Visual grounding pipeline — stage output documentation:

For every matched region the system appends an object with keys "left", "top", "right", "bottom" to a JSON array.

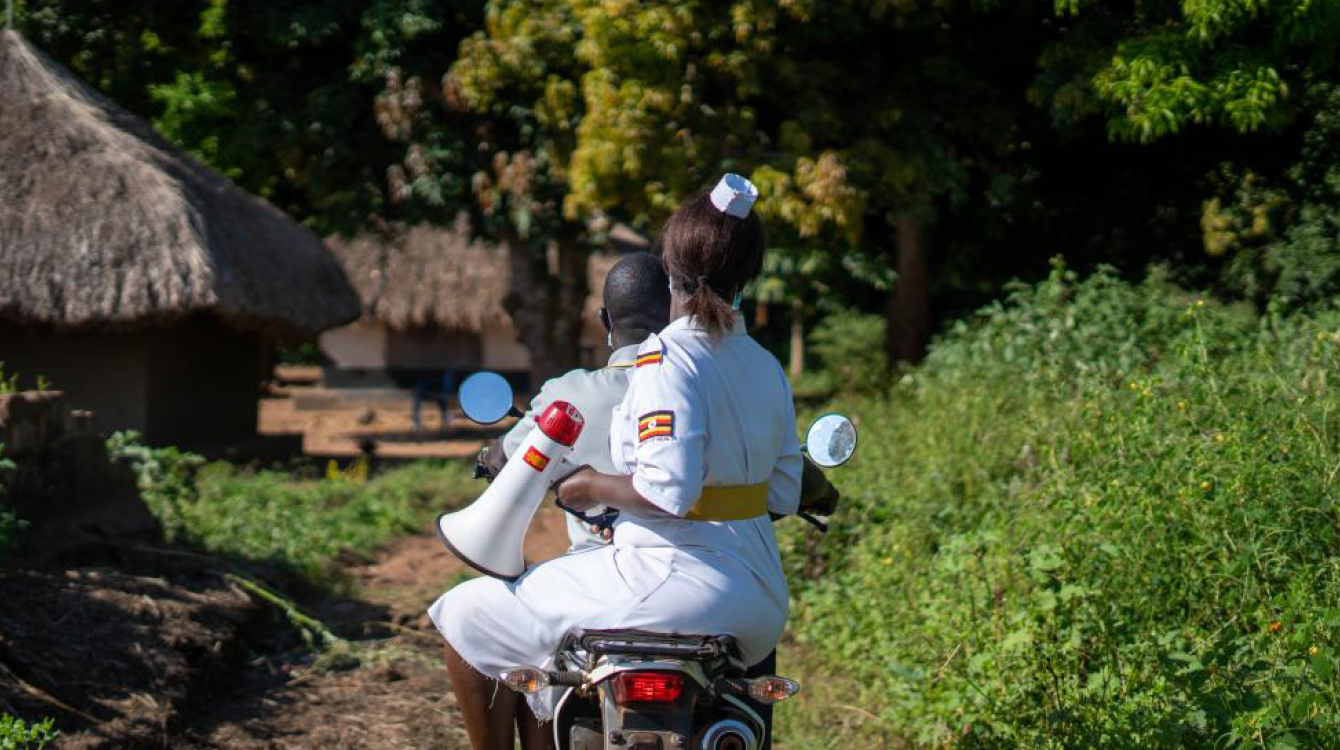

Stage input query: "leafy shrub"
[
  {"left": 0, "top": 715, "right": 56, "bottom": 750},
  {"left": 807, "top": 307, "right": 891, "bottom": 393},
  {"left": 779, "top": 263, "right": 1340, "bottom": 748},
  {"left": 108, "top": 433, "right": 475, "bottom": 580},
  {"left": 0, "top": 446, "right": 20, "bottom": 564}
]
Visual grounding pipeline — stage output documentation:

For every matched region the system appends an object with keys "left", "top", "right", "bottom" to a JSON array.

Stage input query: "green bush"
[
  {"left": 0, "top": 715, "right": 56, "bottom": 750},
  {"left": 108, "top": 433, "right": 475, "bottom": 580},
  {"left": 779, "top": 263, "right": 1340, "bottom": 748},
  {"left": 807, "top": 307, "right": 891, "bottom": 393},
  {"left": 0, "top": 446, "right": 20, "bottom": 564}
]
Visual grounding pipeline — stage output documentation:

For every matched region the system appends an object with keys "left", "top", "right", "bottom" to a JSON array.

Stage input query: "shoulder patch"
[
  {"left": 637, "top": 410, "right": 675, "bottom": 442},
  {"left": 635, "top": 335, "right": 664, "bottom": 368}
]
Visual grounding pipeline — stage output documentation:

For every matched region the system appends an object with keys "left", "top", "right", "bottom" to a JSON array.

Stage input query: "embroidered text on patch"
[
  {"left": 635, "top": 350, "right": 663, "bottom": 368},
  {"left": 522, "top": 446, "right": 550, "bottom": 471},
  {"left": 638, "top": 410, "right": 675, "bottom": 442}
]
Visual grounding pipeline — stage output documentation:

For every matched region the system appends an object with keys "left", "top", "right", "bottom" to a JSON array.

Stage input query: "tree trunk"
[
  {"left": 789, "top": 298, "right": 804, "bottom": 377},
  {"left": 501, "top": 233, "right": 588, "bottom": 387},
  {"left": 886, "top": 211, "right": 930, "bottom": 364}
]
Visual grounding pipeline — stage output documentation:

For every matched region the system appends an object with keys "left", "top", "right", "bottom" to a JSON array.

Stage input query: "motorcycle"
[{"left": 454, "top": 371, "right": 857, "bottom": 750}]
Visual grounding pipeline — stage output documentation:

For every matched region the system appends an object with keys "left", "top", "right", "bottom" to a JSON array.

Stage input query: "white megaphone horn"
[{"left": 437, "top": 382, "right": 584, "bottom": 580}]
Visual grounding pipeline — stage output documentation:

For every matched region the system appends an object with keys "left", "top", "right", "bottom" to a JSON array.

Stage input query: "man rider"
[{"left": 481, "top": 251, "right": 672, "bottom": 551}]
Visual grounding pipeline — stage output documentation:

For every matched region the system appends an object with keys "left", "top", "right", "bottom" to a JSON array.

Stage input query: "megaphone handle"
[{"left": 555, "top": 498, "right": 619, "bottom": 530}]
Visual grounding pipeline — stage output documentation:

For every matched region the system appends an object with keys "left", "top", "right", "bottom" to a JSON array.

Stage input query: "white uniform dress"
[
  {"left": 502, "top": 344, "right": 640, "bottom": 551},
  {"left": 429, "top": 315, "right": 801, "bottom": 720}
]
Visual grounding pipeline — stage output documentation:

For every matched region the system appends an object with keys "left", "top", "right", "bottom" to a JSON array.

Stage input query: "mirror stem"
[{"left": 797, "top": 512, "right": 828, "bottom": 533}]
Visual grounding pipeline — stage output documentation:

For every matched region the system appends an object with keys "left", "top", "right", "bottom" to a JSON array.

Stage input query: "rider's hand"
[
  {"left": 589, "top": 524, "right": 614, "bottom": 540},
  {"left": 798, "top": 457, "right": 840, "bottom": 516},
  {"left": 553, "top": 466, "right": 601, "bottom": 511}
]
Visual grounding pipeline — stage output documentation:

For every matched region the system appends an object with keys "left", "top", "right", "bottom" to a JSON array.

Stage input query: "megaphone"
[{"left": 435, "top": 400, "right": 585, "bottom": 580}]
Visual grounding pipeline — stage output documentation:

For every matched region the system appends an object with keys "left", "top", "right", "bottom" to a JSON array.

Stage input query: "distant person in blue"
[{"left": 413, "top": 372, "right": 455, "bottom": 433}]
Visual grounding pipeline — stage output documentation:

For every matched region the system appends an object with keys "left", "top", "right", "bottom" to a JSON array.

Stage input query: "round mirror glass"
[
  {"left": 805, "top": 413, "right": 857, "bottom": 468},
  {"left": 458, "top": 372, "right": 514, "bottom": 425}
]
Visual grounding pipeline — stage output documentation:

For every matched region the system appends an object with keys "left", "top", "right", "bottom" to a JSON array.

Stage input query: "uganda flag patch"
[
  {"left": 522, "top": 446, "right": 550, "bottom": 471},
  {"left": 638, "top": 410, "right": 675, "bottom": 442},
  {"left": 635, "top": 350, "right": 663, "bottom": 368}
]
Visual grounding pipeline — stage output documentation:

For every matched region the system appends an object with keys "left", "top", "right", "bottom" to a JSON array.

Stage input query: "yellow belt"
[{"left": 684, "top": 483, "right": 769, "bottom": 521}]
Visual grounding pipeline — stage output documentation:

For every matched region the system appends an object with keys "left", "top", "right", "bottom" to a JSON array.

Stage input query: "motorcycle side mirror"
[
  {"left": 804, "top": 413, "right": 857, "bottom": 468},
  {"left": 459, "top": 371, "right": 515, "bottom": 425}
]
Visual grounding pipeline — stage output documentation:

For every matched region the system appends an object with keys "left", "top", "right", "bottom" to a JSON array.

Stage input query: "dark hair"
[
  {"left": 603, "top": 252, "right": 671, "bottom": 343},
  {"left": 658, "top": 189, "right": 766, "bottom": 339}
]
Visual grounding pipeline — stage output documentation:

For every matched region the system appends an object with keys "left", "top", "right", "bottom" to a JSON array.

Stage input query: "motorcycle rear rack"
[{"left": 564, "top": 629, "right": 740, "bottom": 662}]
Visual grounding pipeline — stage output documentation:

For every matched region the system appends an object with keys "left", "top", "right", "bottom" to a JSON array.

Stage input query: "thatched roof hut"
[
  {"left": 0, "top": 31, "right": 360, "bottom": 447},
  {"left": 0, "top": 30, "right": 359, "bottom": 334},
  {"left": 328, "top": 220, "right": 512, "bottom": 333},
  {"left": 320, "top": 223, "right": 648, "bottom": 387}
]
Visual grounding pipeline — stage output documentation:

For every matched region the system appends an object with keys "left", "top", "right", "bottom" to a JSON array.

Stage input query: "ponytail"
[{"left": 683, "top": 281, "right": 737, "bottom": 340}]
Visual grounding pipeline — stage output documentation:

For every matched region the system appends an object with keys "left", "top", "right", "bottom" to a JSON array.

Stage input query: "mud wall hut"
[
  {"left": 322, "top": 223, "right": 647, "bottom": 390},
  {"left": 0, "top": 31, "right": 360, "bottom": 447}
]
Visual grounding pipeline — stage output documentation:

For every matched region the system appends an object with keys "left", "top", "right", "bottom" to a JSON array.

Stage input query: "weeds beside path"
[{"left": 170, "top": 502, "right": 573, "bottom": 750}]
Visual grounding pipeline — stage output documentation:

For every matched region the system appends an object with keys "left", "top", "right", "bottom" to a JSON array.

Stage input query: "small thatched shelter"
[
  {"left": 321, "top": 222, "right": 647, "bottom": 389},
  {"left": 0, "top": 31, "right": 360, "bottom": 446}
]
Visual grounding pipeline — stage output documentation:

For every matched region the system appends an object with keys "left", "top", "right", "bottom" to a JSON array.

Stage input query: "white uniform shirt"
[
  {"left": 609, "top": 315, "right": 801, "bottom": 598},
  {"left": 502, "top": 344, "right": 639, "bottom": 551}
]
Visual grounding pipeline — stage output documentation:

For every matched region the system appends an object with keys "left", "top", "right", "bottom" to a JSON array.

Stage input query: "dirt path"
[{"left": 173, "top": 504, "right": 575, "bottom": 749}]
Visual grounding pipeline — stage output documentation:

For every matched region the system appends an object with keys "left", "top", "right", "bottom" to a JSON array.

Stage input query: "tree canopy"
[{"left": 13, "top": 0, "right": 1340, "bottom": 368}]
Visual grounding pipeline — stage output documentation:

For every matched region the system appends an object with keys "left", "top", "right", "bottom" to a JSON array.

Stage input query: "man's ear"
[{"left": 598, "top": 306, "right": 612, "bottom": 332}]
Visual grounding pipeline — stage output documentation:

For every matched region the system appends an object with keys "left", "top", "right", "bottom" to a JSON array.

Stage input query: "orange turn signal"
[
  {"left": 500, "top": 666, "right": 550, "bottom": 694},
  {"left": 746, "top": 675, "right": 800, "bottom": 704}
]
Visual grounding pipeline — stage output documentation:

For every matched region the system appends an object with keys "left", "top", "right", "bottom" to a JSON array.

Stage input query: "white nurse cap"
[{"left": 709, "top": 173, "right": 759, "bottom": 219}]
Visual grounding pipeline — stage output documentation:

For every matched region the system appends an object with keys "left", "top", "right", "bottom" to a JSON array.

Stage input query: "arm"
[{"left": 553, "top": 468, "right": 675, "bottom": 519}]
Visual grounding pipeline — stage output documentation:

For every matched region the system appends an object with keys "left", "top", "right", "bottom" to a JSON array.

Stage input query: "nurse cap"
[{"left": 709, "top": 173, "right": 758, "bottom": 219}]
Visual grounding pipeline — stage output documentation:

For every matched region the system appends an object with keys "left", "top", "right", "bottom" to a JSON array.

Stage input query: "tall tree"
[
  {"left": 440, "top": 1, "right": 593, "bottom": 382},
  {"left": 557, "top": 0, "right": 1042, "bottom": 364}
]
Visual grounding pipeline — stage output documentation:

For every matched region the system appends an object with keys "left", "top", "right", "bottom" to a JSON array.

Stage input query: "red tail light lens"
[{"left": 611, "top": 671, "right": 684, "bottom": 704}]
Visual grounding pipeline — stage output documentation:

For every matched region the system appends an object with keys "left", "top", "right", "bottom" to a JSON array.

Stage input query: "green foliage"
[
  {"left": 780, "top": 265, "right": 1340, "bottom": 748},
  {"left": 0, "top": 446, "right": 19, "bottom": 564},
  {"left": 276, "top": 341, "right": 325, "bottom": 366},
  {"left": 1203, "top": 85, "right": 1340, "bottom": 309},
  {"left": 1035, "top": 0, "right": 1340, "bottom": 143},
  {"left": 0, "top": 364, "right": 17, "bottom": 396},
  {"left": 807, "top": 308, "right": 891, "bottom": 394},
  {"left": 0, "top": 715, "right": 57, "bottom": 750},
  {"left": 107, "top": 433, "right": 475, "bottom": 579}
]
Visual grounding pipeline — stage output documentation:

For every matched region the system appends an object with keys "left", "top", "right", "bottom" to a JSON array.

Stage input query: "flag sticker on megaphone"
[
  {"left": 522, "top": 446, "right": 550, "bottom": 471},
  {"left": 435, "top": 399, "right": 585, "bottom": 580}
]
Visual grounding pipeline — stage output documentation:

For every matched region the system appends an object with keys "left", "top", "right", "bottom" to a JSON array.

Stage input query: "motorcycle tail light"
[
  {"left": 500, "top": 666, "right": 550, "bottom": 694},
  {"left": 611, "top": 671, "right": 684, "bottom": 704},
  {"left": 746, "top": 675, "right": 800, "bottom": 704}
]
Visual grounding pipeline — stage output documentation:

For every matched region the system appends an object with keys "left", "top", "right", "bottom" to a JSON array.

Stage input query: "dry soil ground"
[
  {"left": 0, "top": 503, "right": 572, "bottom": 749},
  {"left": 171, "top": 504, "right": 572, "bottom": 750}
]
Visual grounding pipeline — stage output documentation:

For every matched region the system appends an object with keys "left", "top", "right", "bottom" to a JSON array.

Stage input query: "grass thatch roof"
[
  {"left": 329, "top": 220, "right": 512, "bottom": 331},
  {"left": 0, "top": 31, "right": 360, "bottom": 335},
  {"left": 329, "top": 221, "right": 649, "bottom": 332}
]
